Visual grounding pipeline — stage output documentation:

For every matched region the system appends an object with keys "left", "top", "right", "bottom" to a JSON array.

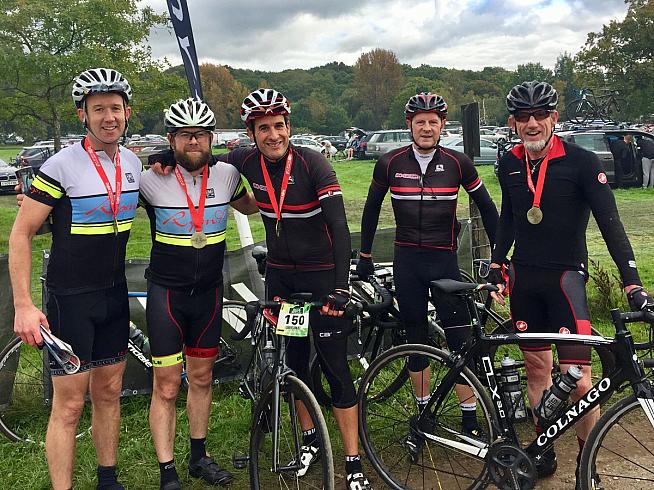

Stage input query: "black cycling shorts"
[
  {"left": 508, "top": 263, "right": 592, "bottom": 365},
  {"left": 46, "top": 283, "right": 129, "bottom": 376},
  {"left": 265, "top": 268, "right": 357, "bottom": 409},
  {"left": 146, "top": 282, "right": 223, "bottom": 367}
]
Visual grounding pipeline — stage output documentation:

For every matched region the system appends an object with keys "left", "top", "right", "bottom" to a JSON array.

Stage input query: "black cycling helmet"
[
  {"left": 506, "top": 81, "right": 558, "bottom": 114},
  {"left": 405, "top": 92, "right": 448, "bottom": 119}
]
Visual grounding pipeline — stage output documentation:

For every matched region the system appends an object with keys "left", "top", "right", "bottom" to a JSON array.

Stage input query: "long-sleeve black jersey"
[
  {"left": 218, "top": 145, "right": 351, "bottom": 290},
  {"left": 359, "top": 145, "right": 498, "bottom": 254},
  {"left": 491, "top": 135, "right": 641, "bottom": 286}
]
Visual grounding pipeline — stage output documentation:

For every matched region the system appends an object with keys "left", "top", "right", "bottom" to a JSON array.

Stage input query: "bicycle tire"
[
  {"left": 358, "top": 344, "right": 498, "bottom": 490},
  {"left": 566, "top": 98, "right": 595, "bottom": 124},
  {"left": 249, "top": 374, "right": 335, "bottom": 490},
  {"left": 578, "top": 394, "right": 654, "bottom": 489},
  {"left": 0, "top": 337, "right": 91, "bottom": 443}
]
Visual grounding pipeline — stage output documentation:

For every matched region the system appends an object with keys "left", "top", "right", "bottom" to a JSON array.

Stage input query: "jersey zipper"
[{"left": 418, "top": 172, "right": 424, "bottom": 248}]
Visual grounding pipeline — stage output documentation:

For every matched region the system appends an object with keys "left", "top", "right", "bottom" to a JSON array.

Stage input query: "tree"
[
  {"left": 513, "top": 62, "right": 555, "bottom": 86},
  {"left": 200, "top": 64, "right": 250, "bottom": 129},
  {"left": 0, "top": 0, "right": 170, "bottom": 149},
  {"left": 353, "top": 48, "right": 403, "bottom": 129},
  {"left": 575, "top": 0, "right": 654, "bottom": 120}
]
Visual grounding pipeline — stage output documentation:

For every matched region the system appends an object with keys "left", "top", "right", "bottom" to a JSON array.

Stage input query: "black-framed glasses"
[
  {"left": 175, "top": 129, "right": 212, "bottom": 142},
  {"left": 514, "top": 109, "right": 552, "bottom": 123}
]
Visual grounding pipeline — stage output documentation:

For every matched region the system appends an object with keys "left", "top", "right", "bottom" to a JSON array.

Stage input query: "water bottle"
[
  {"left": 535, "top": 366, "right": 583, "bottom": 423},
  {"left": 500, "top": 356, "right": 528, "bottom": 421},
  {"left": 128, "top": 322, "right": 150, "bottom": 356}
]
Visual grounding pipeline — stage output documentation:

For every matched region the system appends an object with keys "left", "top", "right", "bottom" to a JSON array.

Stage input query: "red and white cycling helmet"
[
  {"left": 405, "top": 92, "right": 448, "bottom": 119},
  {"left": 240, "top": 89, "right": 291, "bottom": 123}
]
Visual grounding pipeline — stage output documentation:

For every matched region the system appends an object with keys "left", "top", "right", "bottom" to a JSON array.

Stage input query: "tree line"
[{"left": 0, "top": 0, "right": 651, "bottom": 149}]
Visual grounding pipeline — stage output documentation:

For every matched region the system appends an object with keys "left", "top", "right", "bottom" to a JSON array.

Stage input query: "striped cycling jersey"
[
  {"left": 221, "top": 145, "right": 344, "bottom": 271},
  {"left": 139, "top": 161, "right": 247, "bottom": 291},
  {"left": 367, "top": 145, "right": 483, "bottom": 250},
  {"left": 27, "top": 139, "right": 141, "bottom": 295}
]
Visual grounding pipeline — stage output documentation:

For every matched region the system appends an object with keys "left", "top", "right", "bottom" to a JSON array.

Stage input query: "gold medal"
[
  {"left": 527, "top": 206, "right": 543, "bottom": 225},
  {"left": 190, "top": 231, "right": 208, "bottom": 249}
]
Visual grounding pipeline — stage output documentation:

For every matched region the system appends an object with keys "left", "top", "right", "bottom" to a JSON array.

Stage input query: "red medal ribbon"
[
  {"left": 174, "top": 165, "right": 209, "bottom": 232},
  {"left": 84, "top": 138, "right": 122, "bottom": 222},
  {"left": 524, "top": 147, "right": 552, "bottom": 209},
  {"left": 260, "top": 150, "right": 293, "bottom": 226}
]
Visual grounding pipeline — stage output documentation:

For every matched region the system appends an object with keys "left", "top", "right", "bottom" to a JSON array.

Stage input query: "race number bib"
[{"left": 276, "top": 302, "right": 310, "bottom": 337}]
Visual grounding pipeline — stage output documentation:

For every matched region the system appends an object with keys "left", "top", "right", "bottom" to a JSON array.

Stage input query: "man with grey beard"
[
  {"left": 488, "top": 81, "right": 652, "bottom": 489},
  {"left": 139, "top": 98, "right": 257, "bottom": 489}
]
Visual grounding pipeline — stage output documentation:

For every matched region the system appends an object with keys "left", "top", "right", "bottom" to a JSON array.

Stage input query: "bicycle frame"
[{"left": 422, "top": 283, "right": 654, "bottom": 464}]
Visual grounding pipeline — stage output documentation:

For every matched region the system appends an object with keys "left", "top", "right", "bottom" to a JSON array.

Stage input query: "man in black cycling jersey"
[
  {"left": 489, "top": 80, "right": 654, "bottom": 489},
  {"left": 356, "top": 92, "right": 498, "bottom": 456},
  {"left": 151, "top": 89, "right": 372, "bottom": 489},
  {"left": 140, "top": 98, "right": 257, "bottom": 490},
  {"left": 9, "top": 68, "right": 139, "bottom": 490}
]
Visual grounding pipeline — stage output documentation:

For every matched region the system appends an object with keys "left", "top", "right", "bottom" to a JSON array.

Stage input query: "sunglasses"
[{"left": 514, "top": 109, "right": 552, "bottom": 123}]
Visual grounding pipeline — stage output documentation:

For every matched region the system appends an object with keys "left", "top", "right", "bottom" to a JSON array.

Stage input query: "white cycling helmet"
[
  {"left": 240, "top": 89, "right": 291, "bottom": 123},
  {"left": 164, "top": 98, "right": 216, "bottom": 132},
  {"left": 71, "top": 68, "right": 132, "bottom": 109}
]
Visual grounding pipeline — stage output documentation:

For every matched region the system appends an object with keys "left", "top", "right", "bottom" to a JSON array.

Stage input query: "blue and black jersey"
[{"left": 26, "top": 140, "right": 141, "bottom": 295}]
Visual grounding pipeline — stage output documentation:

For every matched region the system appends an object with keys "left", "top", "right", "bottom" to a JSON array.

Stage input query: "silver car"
[
  {"left": 441, "top": 137, "right": 498, "bottom": 165},
  {"left": 0, "top": 159, "right": 18, "bottom": 195},
  {"left": 365, "top": 130, "right": 412, "bottom": 159}
]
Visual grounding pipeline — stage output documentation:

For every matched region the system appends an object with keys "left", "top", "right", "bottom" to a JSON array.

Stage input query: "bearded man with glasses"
[{"left": 488, "top": 80, "right": 653, "bottom": 489}]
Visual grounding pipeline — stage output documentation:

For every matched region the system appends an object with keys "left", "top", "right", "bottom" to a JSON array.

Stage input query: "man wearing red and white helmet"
[
  {"left": 356, "top": 92, "right": 498, "bottom": 470},
  {"left": 9, "top": 67, "right": 140, "bottom": 490}
]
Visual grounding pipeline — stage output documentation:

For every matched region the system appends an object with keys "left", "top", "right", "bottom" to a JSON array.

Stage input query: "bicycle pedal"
[{"left": 232, "top": 452, "right": 249, "bottom": 469}]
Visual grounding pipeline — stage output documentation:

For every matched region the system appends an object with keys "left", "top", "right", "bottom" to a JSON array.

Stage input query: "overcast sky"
[{"left": 142, "top": 0, "right": 628, "bottom": 72}]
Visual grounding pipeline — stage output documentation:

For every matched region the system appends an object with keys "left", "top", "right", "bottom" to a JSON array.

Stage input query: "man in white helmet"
[
  {"left": 140, "top": 98, "right": 257, "bottom": 489},
  {"left": 9, "top": 68, "right": 140, "bottom": 490}
]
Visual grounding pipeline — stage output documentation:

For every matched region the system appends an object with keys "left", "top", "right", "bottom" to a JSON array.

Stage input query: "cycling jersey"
[
  {"left": 139, "top": 162, "right": 246, "bottom": 292},
  {"left": 27, "top": 139, "right": 141, "bottom": 295},
  {"left": 219, "top": 145, "right": 350, "bottom": 289},
  {"left": 359, "top": 145, "right": 497, "bottom": 253},
  {"left": 492, "top": 135, "right": 641, "bottom": 286}
]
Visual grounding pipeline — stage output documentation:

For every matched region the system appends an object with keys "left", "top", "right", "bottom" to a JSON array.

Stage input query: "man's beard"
[
  {"left": 175, "top": 148, "right": 212, "bottom": 172},
  {"left": 523, "top": 139, "right": 547, "bottom": 153}
]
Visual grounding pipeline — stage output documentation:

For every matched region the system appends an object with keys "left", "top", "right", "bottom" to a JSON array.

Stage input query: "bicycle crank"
[{"left": 487, "top": 442, "right": 536, "bottom": 490}]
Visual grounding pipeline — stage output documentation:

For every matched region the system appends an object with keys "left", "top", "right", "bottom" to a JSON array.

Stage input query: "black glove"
[
  {"left": 487, "top": 267, "right": 505, "bottom": 287},
  {"left": 147, "top": 148, "right": 175, "bottom": 168},
  {"left": 356, "top": 256, "right": 375, "bottom": 281},
  {"left": 627, "top": 287, "right": 654, "bottom": 311},
  {"left": 322, "top": 289, "right": 350, "bottom": 312}
]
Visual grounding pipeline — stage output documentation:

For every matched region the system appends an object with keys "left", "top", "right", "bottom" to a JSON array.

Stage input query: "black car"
[
  {"left": 557, "top": 128, "right": 653, "bottom": 188},
  {"left": 322, "top": 135, "right": 348, "bottom": 151},
  {"left": 15, "top": 146, "right": 54, "bottom": 170}
]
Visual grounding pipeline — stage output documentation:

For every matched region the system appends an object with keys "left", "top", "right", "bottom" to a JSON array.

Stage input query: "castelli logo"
[
  {"left": 598, "top": 173, "right": 607, "bottom": 184},
  {"left": 559, "top": 327, "right": 571, "bottom": 335},
  {"left": 516, "top": 321, "right": 528, "bottom": 331}
]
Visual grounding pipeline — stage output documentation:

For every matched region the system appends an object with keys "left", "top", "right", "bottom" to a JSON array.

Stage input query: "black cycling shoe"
[
  {"left": 189, "top": 456, "right": 234, "bottom": 486},
  {"left": 404, "top": 414, "right": 435, "bottom": 463},
  {"left": 96, "top": 483, "right": 125, "bottom": 490},
  {"left": 534, "top": 448, "right": 557, "bottom": 478},
  {"left": 160, "top": 479, "right": 182, "bottom": 490}
]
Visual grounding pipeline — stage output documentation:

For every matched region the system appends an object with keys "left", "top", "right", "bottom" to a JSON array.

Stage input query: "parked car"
[
  {"left": 15, "top": 145, "right": 55, "bottom": 170},
  {"left": 478, "top": 128, "right": 507, "bottom": 143},
  {"left": 214, "top": 131, "right": 246, "bottom": 148},
  {"left": 125, "top": 140, "right": 170, "bottom": 167},
  {"left": 0, "top": 158, "right": 18, "bottom": 194},
  {"left": 289, "top": 136, "right": 324, "bottom": 153},
  {"left": 226, "top": 135, "right": 253, "bottom": 150},
  {"left": 321, "top": 135, "right": 348, "bottom": 151},
  {"left": 557, "top": 128, "right": 654, "bottom": 188},
  {"left": 3, "top": 134, "right": 24, "bottom": 145},
  {"left": 365, "top": 130, "right": 412, "bottom": 159},
  {"left": 441, "top": 137, "right": 498, "bottom": 165}
]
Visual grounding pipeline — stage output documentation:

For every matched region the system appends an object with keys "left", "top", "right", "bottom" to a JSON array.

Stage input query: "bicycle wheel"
[
  {"left": 358, "top": 344, "right": 497, "bottom": 490},
  {"left": 0, "top": 337, "right": 91, "bottom": 443},
  {"left": 566, "top": 99, "right": 594, "bottom": 124},
  {"left": 578, "top": 393, "right": 654, "bottom": 489},
  {"left": 250, "top": 375, "right": 335, "bottom": 490}
]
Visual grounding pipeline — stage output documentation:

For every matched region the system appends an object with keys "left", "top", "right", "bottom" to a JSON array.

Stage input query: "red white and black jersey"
[
  {"left": 491, "top": 135, "right": 641, "bottom": 286},
  {"left": 219, "top": 145, "right": 350, "bottom": 288},
  {"left": 361, "top": 145, "right": 487, "bottom": 251}
]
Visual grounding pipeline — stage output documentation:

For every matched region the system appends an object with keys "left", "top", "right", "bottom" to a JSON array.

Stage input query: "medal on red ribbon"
[
  {"left": 84, "top": 139, "right": 122, "bottom": 235},
  {"left": 260, "top": 150, "right": 293, "bottom": 237},
  {"left": 524, "top": 149, "right": 552, "bottom": 225},
  {"left": 174, "top": 165, "right": 209, "bottom": 249}
]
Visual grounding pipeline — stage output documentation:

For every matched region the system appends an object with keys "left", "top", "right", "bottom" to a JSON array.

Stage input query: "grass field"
[{"left": 0, "top": 147, "right": 653, "bottom": 489}]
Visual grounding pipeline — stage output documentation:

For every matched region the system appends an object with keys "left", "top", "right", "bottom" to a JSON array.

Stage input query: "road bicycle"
[
  {"left": 230, "top": 294, "right": 337, "bottom": 489},
  {"left": 0, "top": 293, "right": 246, "bottom": 444},
  {"left": 357, "top": 278, "right": 654, "bottom": 489},
  {"left": 566, "top": 88, "right": 627, "bottom": 124}
]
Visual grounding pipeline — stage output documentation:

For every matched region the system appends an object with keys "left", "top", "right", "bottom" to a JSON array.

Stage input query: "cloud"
[{"left": 143, "top": 0, "right": 627, "bottom": 71}]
